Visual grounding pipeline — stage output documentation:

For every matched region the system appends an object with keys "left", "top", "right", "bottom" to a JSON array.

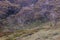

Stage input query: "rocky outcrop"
[{"left": 0, "top": 0, "right": 60, "bottom": 32}]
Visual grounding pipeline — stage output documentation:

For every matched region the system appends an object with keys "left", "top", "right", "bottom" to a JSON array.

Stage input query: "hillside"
[{"left": 0, "top": 0, "right": 60, "bottom": 40}]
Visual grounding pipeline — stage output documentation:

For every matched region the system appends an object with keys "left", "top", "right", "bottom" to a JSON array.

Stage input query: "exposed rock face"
[{"left": 0, "top": 0, "right": 60, "bottom": 31}]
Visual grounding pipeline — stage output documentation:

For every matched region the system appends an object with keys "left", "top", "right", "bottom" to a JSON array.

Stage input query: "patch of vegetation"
[{"left": 6, "top": 37, "right": 14, "bottom": 40}]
